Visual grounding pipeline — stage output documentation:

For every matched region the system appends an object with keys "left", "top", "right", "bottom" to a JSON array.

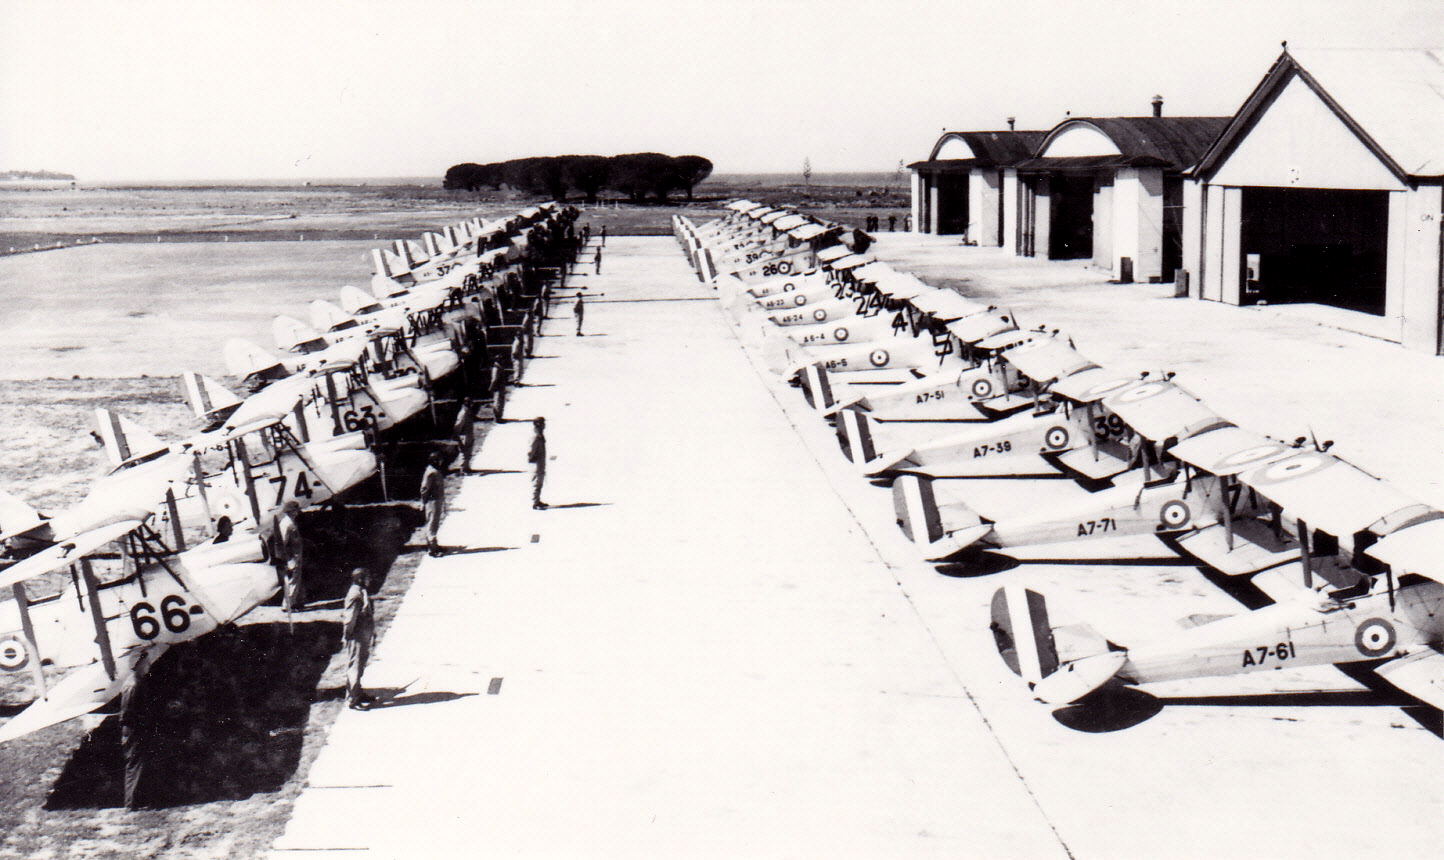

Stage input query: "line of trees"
[{"left": 443, "top": 153, "right": 713, "bottom": 204}]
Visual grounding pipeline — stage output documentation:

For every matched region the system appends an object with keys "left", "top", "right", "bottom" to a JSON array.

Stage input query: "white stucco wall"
[
  {"left": 1210, "top": 74, "right": 1407, "bottom": 192},
  {"left": 910, "top": 172, "right": 924, "bottom": 233},
  {"left": 976, "top": 169, "right": 1003, "bottom": 246},
  {"left": 1041, "top": 124, "right": 1121, "bottom": 158},
  {"left": 1002, "top": 169, "right": 1020, "bottom": 254}
]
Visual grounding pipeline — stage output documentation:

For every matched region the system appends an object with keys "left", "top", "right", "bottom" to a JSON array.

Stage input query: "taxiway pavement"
[{"left": 273, "top": 236, "right": 1443, "bottom": 859}]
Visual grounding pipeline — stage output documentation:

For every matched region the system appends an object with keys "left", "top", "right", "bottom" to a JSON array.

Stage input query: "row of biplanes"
[
  {"left": 675, "top": 200, "right": 1444, "bottom": 717},
  {"left": 0, "top": 202, "right": 580, "bottom": 742}
]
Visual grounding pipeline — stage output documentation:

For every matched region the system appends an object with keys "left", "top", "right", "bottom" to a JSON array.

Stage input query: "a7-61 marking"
[{"left": 1241, "top": 641, "right": 1294, "bottom": 667}]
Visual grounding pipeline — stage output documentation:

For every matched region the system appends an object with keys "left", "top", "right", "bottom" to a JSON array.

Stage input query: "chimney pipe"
[
  {"left": 1006, "top": 116, "right": 1016, "bottom": 131},
  {"left": 1152, "top": 95, "right": 1164, "bottom": 117}
]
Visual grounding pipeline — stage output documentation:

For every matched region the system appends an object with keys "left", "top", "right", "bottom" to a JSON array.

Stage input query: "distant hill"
[{"left": 1, "top": 169, "right": 75, "bottom": 181}]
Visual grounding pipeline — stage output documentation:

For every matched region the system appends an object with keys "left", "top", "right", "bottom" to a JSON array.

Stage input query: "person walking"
[
  {"left": 343, "top": 567, "right": 376, "bottom": 710},
  {"left": 574, "top": 293, "right": 585, "bottom": 336},
  {"left": 419, "top": 452, "right": 446, "bottom": 556},
  {"left": 452, "top": 398, "right": 477, "bottom": 474},
  {"left": 529, "top": 416, "right": 548, "bottom": 510}
]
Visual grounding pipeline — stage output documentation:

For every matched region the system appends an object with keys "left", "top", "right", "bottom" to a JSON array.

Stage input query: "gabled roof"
[
  {"left": 1033, "top": 117, "right": 1231, "bottom": 173},
  {"left": 1197, "top": 48, "right": 1444, "bottom": 181}
]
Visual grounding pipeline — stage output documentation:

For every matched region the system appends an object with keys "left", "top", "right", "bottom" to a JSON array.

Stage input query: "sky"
[{"left": 1, "top": 0, "right": 1441, "bottom": 181}]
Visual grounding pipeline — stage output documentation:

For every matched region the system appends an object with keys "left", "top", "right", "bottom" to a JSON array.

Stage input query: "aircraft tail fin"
[
  {"left": 0, "top": 489, "right": 45, "bottom": 542},
  {"left": 180, "top": 372, "right": 243, "bottom": 422},
  {"left": 800, "top": 362, "right": 836, "bottom": 411},
  {"left": 990, "top": 586, "right": 1127, "bottom": 704},
  {"left": 835, "top": 408, "right": 876, "bottom": 464},
  {"left": 223, "top": 337, "right": 290, "bottom": 382},
  {"left": 94, "top": 408, "right": 170, "bottom": 470}
]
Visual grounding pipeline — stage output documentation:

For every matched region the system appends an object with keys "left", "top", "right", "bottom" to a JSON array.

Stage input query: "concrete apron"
[{"left": 270, "top": 237, "right": 1069, "bottom": 859}]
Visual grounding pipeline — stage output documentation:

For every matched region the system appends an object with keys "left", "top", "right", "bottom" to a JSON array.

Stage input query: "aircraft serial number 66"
[{"left": 130, "top": 595, "right": 196, "bottom": 640}]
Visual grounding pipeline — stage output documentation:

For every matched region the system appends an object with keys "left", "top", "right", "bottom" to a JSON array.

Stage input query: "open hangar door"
[
  {"left": 935, "top": 172, "right": 970, "bottom": 235},
  {"left": 1239, "top": 187, "right": 1388, "bottom": 315},
  {"left": 1047, "top": 173, "right": 1094, "bottom": 260}
]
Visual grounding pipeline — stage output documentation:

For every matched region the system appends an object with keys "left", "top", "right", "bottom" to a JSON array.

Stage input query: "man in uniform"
[
  {"left": 275, "top": 501, "right": 305, "bottom": 611},
  {"left": 343, "top": 566, "right": 376, "bottom": 710},
  {"left": 529, "top": 416, "right": 548, "bottom": 510},
  {"left": 594, "top": 243, "right": 603, "bottom": 276},
  {"left": 452, "top": 398, "right": 477, "bottom": 474},
  {"left": 488, "top": 362, "right": 509, "bottom": 422},
  {"left": 574, "top": 293, "right": 585, "bottom": 336},
  {"left": 419, "top": 452, "right": 446, "bottom": 556}
]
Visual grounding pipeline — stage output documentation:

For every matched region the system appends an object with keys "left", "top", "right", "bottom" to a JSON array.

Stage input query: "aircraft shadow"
[
  {"left": 1052, "top": 681, "right": 1442, "bottom": 738},
  {"left": 934, "top": 552, "right": 1021, "bottom": 577},
  {"left": 296, "top": 504, "right": 423, "bottom": 606},
  {"left": 45, "top": 620, "right": 341, "bottom": 810}
]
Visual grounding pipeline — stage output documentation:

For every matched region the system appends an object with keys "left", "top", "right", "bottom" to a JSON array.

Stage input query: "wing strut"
[
  {"left": 11, "top": 583, "right": 47, "bottom": 696},
  {"left": 77, "top": 559, "right": 117, "bottom": 682}
]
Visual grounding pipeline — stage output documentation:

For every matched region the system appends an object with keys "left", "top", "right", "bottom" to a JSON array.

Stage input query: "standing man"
[
  {"left": 574, "top": 293, "right": 585, "bottom": 336},
  {"left": 599, "top": 225, "right": 607, "bottom": 247},
  {"left": 120, "top": 673, "right": 149, "bottom": 808},
  {"left": 593, "top": 244, "right": 603, "bottom": 276},
  {"left": 343, "top": 566, "right": 376, "bottom": 710},
  {"left": 529, "top": 416, "right": 548, "bottom": 510},
  {"left": 452, "top": 398, "right": 477, "bottom": 475},
  {"left": 420, "top": 452, "right": 446, "bottom": 556},
  {"left": 489, "top": 363, "right": 509, "bottom": 422},
  {"left": 275, "top": 501, "right": 305, "bottom": 612}
]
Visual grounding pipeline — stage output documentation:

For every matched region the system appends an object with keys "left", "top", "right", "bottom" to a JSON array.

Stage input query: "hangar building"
[
  {"left": 908, "top": 130, "right": 1045, "bottom": 246},
  {"left": 1015, "top": 111, "right": 1228, "bottom": 283},
  {"left": 1185, "top": 48, "right": 1444, "bottom": 354}
]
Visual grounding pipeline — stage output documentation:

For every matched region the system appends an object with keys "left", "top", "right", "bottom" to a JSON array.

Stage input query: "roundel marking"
[
  {"left": 1112, "top": 381, "right": 1169, "bottom": 404},
  {"left": 782, "top": 282, "right": 795, "bottom": 292},
  {"left": 1044, "top": 426, "right": 1071, "bottom": 450},
  {"left": 833, "top": 327, "right": 850, "bottom": 342},
  {"left": 813, "top": 308, "right": 828, "bottom": 322},
  {"left": 793, "top": 294, "right": 808, "bottom": 306},
  {"left": 1354, "top": 618, "right": 1396, "bottom": 657},
  {"left": 971, "top": 378, "right": 994, "bottom": 398},
  {"left": 778, "top": 261, "right": 793, "bottom": 274},
  {"left": 0, "top": 638, "right": 29, "bottom": 671},
  {"left": 1250, "top": 451, "right": 1335, "bottom": 486},
  {"left": 1214, "top": 443, "right": 1288, "bottom": 472},
  {"left": 1084, "top": 377, "right": 1134, "bottom": 398},
  {"left": 1158, "top": 500, "right": 1191, "bottom": 529},
  {"left": 869, "top": 349, "right": 890, "bottom": 367}
]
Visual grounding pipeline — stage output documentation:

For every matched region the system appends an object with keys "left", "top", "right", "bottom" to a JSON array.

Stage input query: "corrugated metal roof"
[
  {"left": 1038, "top": 117, "right": 1231, "bottom": 172},
  {"left": 924, "top": 130, "right": 1049, "bottom": 165}
]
